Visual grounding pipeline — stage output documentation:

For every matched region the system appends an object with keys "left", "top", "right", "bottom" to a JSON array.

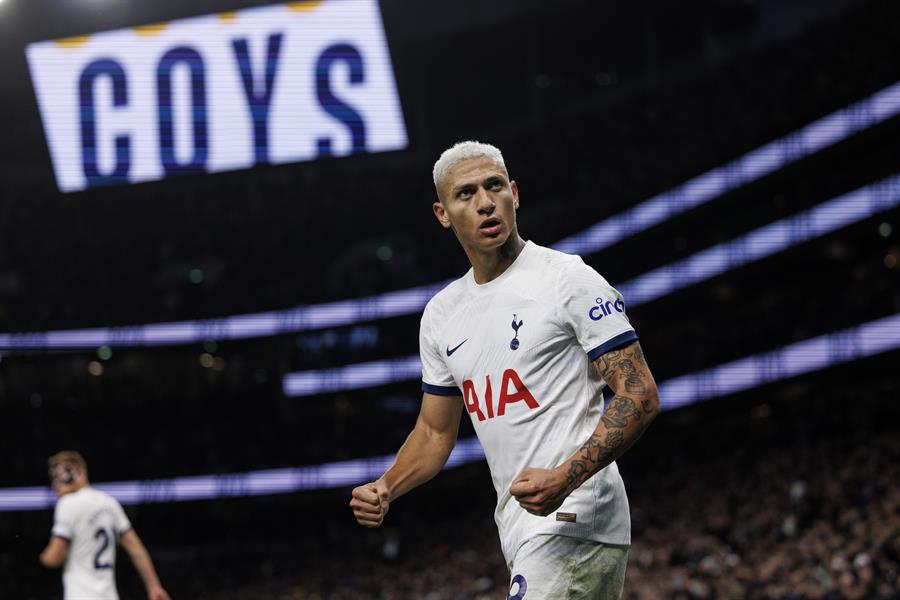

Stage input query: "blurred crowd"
[
  {"left": 624, "top": 426, "right": 900, "bottom": 599},
  {"left": 96, "top": 378, "right": 895, "bottom": 600},
  {"left": 95, "top": 378, "right": 897, "bottom": 600},
  {"left": 2, "top": 333, "right": 897, "bottom": 600}
]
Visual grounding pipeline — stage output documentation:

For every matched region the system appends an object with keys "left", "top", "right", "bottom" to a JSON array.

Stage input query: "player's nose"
[{"left": 475, "top": 187, "right": 495, "bottom": 214}]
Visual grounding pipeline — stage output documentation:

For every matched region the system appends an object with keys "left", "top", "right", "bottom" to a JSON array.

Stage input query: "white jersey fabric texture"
[
  {"left": 419, "top": 241, "right": 636, "bottom": 565},
  {"left": 51, "top": 487, "right": 132, "bottom": 600}
]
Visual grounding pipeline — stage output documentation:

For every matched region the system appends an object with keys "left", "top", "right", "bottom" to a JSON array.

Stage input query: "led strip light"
[
  {"left": 282, "top": 173, "right": 900, "bottom": 397},
  {"left": 2, "top": 312, "right": 897, "bottom": 512},
  {"left": 2, "top": 81, "right": 899, "bottom": 351}
]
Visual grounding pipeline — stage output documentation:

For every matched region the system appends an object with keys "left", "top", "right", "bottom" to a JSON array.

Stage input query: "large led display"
[{"left": 25, "top": 0, "right": 408, "bottom": 192}]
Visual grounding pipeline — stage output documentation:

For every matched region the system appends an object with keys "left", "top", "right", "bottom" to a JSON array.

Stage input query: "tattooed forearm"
[
  {"left": 560, "top": 341, "right": 658, "bottom": 490},
  {"left": 565, "top": 430, "right": 626, "bottom": 490}
]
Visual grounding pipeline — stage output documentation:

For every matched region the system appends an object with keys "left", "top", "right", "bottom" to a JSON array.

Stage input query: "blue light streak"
[
  {"left": 3, "top": 313, "right": 897, "bottom": 512},
  {"left": 282, "top": 173, "right": 900, "bottom": 397},
  {"left": 2, "top": 81, "right": 899, "bottom": 351}
]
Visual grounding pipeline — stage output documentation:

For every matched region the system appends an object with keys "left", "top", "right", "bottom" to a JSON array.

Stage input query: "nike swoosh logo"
[{"left": 446, "top": 339, "right": 468, "bottom": 357}]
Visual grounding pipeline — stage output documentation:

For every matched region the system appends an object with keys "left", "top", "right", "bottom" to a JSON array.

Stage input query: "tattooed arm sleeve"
[{"left": 558, "top": 341, "right": 660, "bottom": 494}]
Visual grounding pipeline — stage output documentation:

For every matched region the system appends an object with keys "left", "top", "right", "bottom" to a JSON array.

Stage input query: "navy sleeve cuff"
[
  {"left": 422, "top": 382, "right": 461, "bottom": 396},
  {"left": 587, "top": 330, "right": 639, "bottom": 362}
]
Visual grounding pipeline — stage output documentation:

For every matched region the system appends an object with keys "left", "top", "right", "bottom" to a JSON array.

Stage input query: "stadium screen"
[{"left": 25, "top": 0, "right": 408, "bottom": 193}]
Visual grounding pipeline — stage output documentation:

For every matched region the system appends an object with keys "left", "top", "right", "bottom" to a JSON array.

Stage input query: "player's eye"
[
  {"left": 458, "top": 188, "right": 473, "bottom": 199},
  {"left": 488, "top": 180, "right": 503, "bottom": 190}
]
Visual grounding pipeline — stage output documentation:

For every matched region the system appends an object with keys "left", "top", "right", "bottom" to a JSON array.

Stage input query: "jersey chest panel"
[{"left": 438, "top": 291, "right": 573, "bottom": 425}]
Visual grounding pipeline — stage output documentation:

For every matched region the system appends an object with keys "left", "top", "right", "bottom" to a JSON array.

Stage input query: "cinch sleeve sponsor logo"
[{"left": 588, "top": 296, "right": 625, "bottom": 321}]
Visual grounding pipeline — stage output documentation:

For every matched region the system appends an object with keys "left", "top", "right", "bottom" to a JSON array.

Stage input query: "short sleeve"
[
  {"left": 51, "top": 496, "right": 76, "bottom": 540},
  {"left": 557, "top": 259, "right": 638, "bottom": 362},
  {"left": 419, "top": 307, "right": 460, "bottom": 396},
  {"left": 112, "top": 499, "right": 132, "bottom": 535}
]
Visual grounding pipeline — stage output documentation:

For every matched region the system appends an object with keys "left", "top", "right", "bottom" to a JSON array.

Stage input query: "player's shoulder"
[
  {"left": 92, "top": 488, "right": 124, "bottom": 509},
  {"left": 74, "top": 487, "right": 121, "bottom": 510},
  {"left": 527, "top": 242, "right": 608, "bottom": 285},
  {"left": 422, "top": 272, "right": 470, "bottom": 322},
  {"left": 55, "top": 487, "right": 93, "bottom": 515},
  {"left": 528, "top": 243, "right": 618, "bottom": 301},
  {"left": 527, "top": 242, "right": 586, "bottom": 272},
  {"left": 56, "top": 490, "right": 78, "bottom": 511}
]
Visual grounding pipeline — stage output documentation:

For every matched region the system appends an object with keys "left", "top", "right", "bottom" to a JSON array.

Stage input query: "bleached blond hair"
[{"left": 432, "top": 141, "right": 507, "bottom": 191}]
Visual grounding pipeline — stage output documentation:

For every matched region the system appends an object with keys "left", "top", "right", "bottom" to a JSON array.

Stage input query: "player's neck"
[{"left": 468, "top": 233, "right": 526, "bottom": 284}]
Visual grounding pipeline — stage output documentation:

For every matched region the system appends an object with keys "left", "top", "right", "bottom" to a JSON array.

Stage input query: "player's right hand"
[
  {"left": 350, "top": 480, "right": 391, "bottom": 528},
  {"left": 147, "top": 585, "right": 171, "bottom": 600}
]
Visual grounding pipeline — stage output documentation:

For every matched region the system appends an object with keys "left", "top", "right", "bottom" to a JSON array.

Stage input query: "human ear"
[{"left": 433, "top": 201, "right": 452, "bottom": 229}]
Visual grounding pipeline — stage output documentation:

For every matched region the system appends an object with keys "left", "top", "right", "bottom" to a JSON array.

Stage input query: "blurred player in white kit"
[
  {"left": 39, "top": 451, "right": 171, "bottom": 600},
  {"left": 350, "top": 141, "right": 661, "bottom": 598}
]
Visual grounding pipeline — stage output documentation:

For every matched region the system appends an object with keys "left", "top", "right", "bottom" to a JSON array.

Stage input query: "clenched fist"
[
  {"left": 509, "top": 467, "right": 571, "bottom": 517},
  {"left": 350, "top": 480, "right": 391, "bottom": 527}
]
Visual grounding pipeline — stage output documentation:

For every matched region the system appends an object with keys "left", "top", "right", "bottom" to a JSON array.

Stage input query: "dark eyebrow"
[
  {"left": 450, "top": 173, "right": 506, "bottom": 196},
  {"left": 451, "top": 182, "right": 478, "bottom": 196}
]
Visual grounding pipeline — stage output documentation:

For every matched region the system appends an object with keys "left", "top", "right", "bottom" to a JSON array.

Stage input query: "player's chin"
[{"left": 474, "top": 227, "right": 509, "bottom": 246}]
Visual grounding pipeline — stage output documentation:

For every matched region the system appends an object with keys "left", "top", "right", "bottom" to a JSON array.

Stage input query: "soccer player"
[
  {"left": 350, "top": 141, "right": 660, "bottom": 598},
  {"left": 39, "top": 451, "right": 171, "bottom": 600}
]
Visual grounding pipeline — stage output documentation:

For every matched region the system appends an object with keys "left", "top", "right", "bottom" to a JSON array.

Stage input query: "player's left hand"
[{"left": 509, "top": 467, "right": 570, "bottom": 517}]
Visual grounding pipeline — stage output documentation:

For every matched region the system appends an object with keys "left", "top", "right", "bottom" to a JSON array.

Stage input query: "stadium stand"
[{"left": 1, "top": 0, "right": 898, "bottom": 598}]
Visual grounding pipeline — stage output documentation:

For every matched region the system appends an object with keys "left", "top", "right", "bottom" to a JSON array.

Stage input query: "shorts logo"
[
  {"left": 507, "top": 574, "right": 527, "bottom": 599},
  {"left": 589, "top": 296, "right": 625, "bottom": 321},
  {"left": 510, "top": 314, "right": 524, "bottom": 350}
]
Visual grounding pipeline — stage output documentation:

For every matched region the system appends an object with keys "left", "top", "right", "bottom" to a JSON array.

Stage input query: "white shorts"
[{"left": 506, "top": 534, "right": 629, "bottom": 600}]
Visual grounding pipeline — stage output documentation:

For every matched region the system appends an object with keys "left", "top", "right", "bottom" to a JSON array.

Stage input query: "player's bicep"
[
  {"left": 593, "top": 341, "right": 659, "bottom": 406},
  {"left": 416, "top": 392, "right": 463, "bottom": 445},
  {"left": 118, "top": 528, "right": 139, "bottom": 550}
]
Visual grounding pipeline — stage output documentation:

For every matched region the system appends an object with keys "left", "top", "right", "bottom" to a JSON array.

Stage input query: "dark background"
[{"left": 1, "top": 0, "right": 898, "bottom": 598}]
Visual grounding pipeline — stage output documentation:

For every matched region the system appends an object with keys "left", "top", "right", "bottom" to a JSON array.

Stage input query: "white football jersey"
[
  {"left": 51, "top": 487, "right": 131, "bottom": 600},
  {"left": 420, "top": 241, "right": 635, "bottom": 564}
]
